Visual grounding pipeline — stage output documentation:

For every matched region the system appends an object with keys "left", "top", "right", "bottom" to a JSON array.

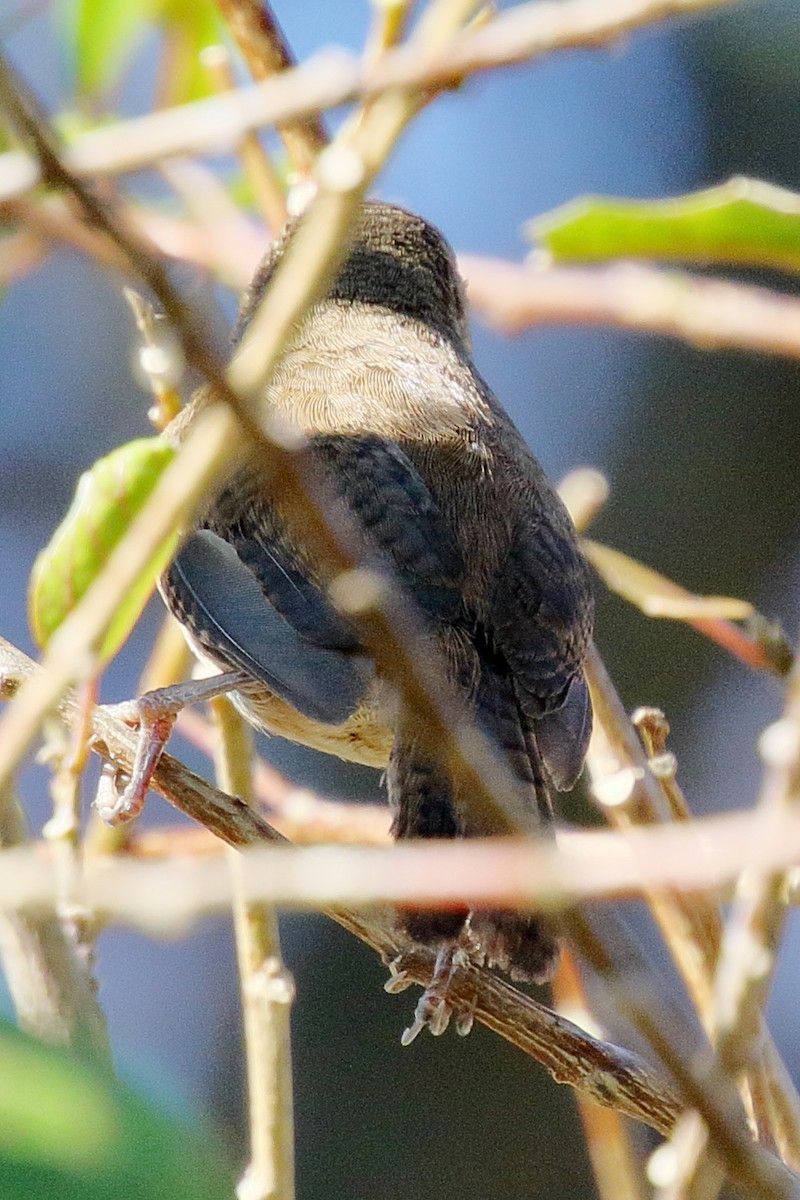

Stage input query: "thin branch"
[
  {"left": 12, "top": 635, "right": 800, "bottom": 912},
  {"left": 6, "top": 807, "right": 800, "bottom": 921},
  {"left": 566, "top": 912, "right": 800, "bottom": 1200},
  {"left": 0, "top": 781, "right": 111, "bottom": 1070},
  {"left": 585, "top": 647, "right": 800, "bottom": 1157},
  {"left": 461, "top": 257, "right": 800, "bottom": 363},
  {"left": 677, "top": 642, "right": 800, "bottom": 1195},
  {"left": 200, "top": 43, "right": 288, "bottom": 230},
  {"left": 212, "top": 0, "right": 327, "bottom": 175},
  {"left": 211, "top": 697, "right": 294, "bottom": 1200},
  {"left": 552, "top": 950, "right": 646, "bottom": 1200},
  {"left": 0, "top": 0, "right": 737, "bottom": 205},
  {"left": 712, "top": 653, "right": 800, "bottom": 1077}
]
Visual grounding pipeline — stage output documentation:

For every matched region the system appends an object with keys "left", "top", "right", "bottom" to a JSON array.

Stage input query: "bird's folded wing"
[
  {"left": 489, "top": 514, "right": 594, "bottom": 789},
  {"left": 164, "top": 530, "right": 372, "bottom": 725},
  {"left": 533, "top": 672, "right": 592, "bottom": 790},
  {"left": 309, "top": 433, "right": 464, "bottom": 622}
]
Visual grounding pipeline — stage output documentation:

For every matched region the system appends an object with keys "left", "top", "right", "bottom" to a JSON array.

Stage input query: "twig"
[
  {"left": 566, "top": 911, "right": 800, "bottom": 1200},
  {"left": 461, "top": 257, "right": 800, "bottom": 363},
  {"left": 200, "top": 43, "right": 288, "bottom": 230},
  {"left": 0, "top": 0, "right": 737, "bottom": 205},
  {"left": 212, "top": 0, "right": 327, "bottom": 175},
  {"left": 585, "top": 647, "right": 800, "bottom": 1156},
  {"left": 552, "top": 950, "right": 645, "bottom": 1200},
  {"left": 713, "top": 654, "right": 800, "bottom": 1076},
  {"left": 41, "top": 677, "right": 106, "bottom": 1044},
  {"left": 557, "top": 466, "right": 610, "bottom": 533},
  {"left": 0, "top": 779, "right": 111, "bottom": 1070},
  {"left": 676, "top": 643, "right": 800, "bottom": 1194},
  {"left": 13, "top": 811, "right": 800, "bottom": 919},
  {"left": 13, "top": 636, "right": 800, "bottom": 911},
  {"left": 211, "top": 697, "right": 294, "bottom": 1200}
]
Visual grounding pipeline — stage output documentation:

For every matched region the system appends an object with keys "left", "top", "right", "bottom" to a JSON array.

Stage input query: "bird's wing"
[
  {"left": 308, "top": 433, "right": 465, "bottom": 622},
  {"left": 163, "top": 530, "right": 372, "bottom": 726},
  {"left": 532, "top": 671, "right": 592, "bottom": 790},
  {"left": 489, "top": 508, "right": 594, "bottom": 790},
  {"left": 164, "top": 432, "right": 462, "bottom": 726}
]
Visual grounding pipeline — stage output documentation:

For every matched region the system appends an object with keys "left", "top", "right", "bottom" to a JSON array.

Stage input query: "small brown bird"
[{"left": 160, "top": 201, "right": 594, "bottom": 1016}]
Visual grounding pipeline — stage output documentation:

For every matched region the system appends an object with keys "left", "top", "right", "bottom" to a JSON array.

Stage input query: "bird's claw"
[
  {"left": 384, "top": 958, "right": 414, "bottom": 994},
  {"left": 455, "top": 994, "right": 477, "bottom": 1037},
  {"left": 95, "top": 671, "right": 247, "bottom": 825},
  {"left": 94, "top": 703, "right": 177, "bottom": 826},
  {"left": 398, "top": 943, "right": 473, "bottom": 1046},
  {"left": 401, "top": 989, "right": 452, "bottom": 1046}
]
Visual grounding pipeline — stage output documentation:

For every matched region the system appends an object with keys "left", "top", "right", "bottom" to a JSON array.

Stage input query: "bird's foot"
[
  {"left": 383, "top": 957, "right": 414, "bottom": 994},
  {"left": 398, "top": 930, "right": 477, "bottom": 1046},
  {"left": 95, "top": 670, "right": 247, "bottom": 825}
]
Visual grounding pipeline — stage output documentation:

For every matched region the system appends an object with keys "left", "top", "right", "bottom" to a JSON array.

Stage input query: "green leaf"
[
  {"left": 59, "top": 0, "right": 225, "bottom": 104},
  {"left": 158, "top": 0, "right": 227, "bottom": 105},
  {"left": 28, "top": 437, "right": 178, "bottom": 662},
  {"left": 62, "top": 0, "right": 157, "bottom": 96},
  {"left": 0, "top": 1018, "right": 233, "bottom": 1199},
  {"left": 527, "top": 177, "right": 800, "bottom": 273}
]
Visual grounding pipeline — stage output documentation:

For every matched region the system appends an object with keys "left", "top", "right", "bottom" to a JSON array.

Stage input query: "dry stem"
[
  {"left": 0, "top": 0, "right": 737, "bottom": 205},
  {"left": 461, "top": 257, "right": 800, "bottom": 363},
  {"left": 211, "top": 697, "right": 294, "bottom": 1200}
]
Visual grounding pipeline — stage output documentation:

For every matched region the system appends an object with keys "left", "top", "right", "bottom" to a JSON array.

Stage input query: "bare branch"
[
  {"left": 0, "top": 0, "right": 737, "bottom": 205},
  {"left": 211, "top": 697, "right": 295, "bottom": 1200},
  {"left": 0, "top": 783, "right": 111, "bottom": 1070},
  {"left": 552, "top": 951, "right": 646, "bottom": 1200},
  {"left": 212, "top": 0, "right": 327, "bottom": 174},
  {"left": 462, "top": 256, "right": 800, "bottom": 363}
]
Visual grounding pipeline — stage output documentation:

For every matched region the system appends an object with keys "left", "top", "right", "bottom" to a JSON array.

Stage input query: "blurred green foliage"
[
  {"left": 0, "top": 1018, "right": 234, "bottom": 1198},
  {"left": 57, "top": 0, "right": 227, "bottom": 107},
  {"left": 529, "top": 177, "right": 800, "bottom": 272}
]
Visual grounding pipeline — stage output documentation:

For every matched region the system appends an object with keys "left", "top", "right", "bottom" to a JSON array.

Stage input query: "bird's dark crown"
[{"left": 235, "top": 201, "right": 469, "bottom": 345}]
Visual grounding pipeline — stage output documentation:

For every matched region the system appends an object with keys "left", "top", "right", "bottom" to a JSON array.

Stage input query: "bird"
[{"left": 158, "top": 200, "right": 594, "bottom": 1021}]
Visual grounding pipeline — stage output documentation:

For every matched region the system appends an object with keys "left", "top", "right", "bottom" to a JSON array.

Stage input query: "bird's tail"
[
  {"left": 389, "top": 648, "right": 560, "bottom": 982},
  {"left": 468, "top": 653, "right": 560, "bottom": 982}
]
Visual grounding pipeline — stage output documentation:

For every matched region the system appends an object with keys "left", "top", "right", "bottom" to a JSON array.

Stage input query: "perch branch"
[{"left": 0, "top": 634, "right": 678, "bottom": 1139}]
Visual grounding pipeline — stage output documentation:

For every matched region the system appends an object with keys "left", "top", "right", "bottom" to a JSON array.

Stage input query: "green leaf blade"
[
  {"left": 28, "top": 437, "right": 179, "bottom": 663},
  {"left": 528, "top": 177, "right": 800, "bottom": 273}
]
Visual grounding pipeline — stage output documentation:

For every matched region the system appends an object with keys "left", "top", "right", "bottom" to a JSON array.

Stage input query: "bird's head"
[{"left": 235, "top": 200, "right": 469, "bottom": 346}]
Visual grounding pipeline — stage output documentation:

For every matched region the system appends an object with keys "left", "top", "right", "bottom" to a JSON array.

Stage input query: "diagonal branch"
[
  {"left": 461, "top": 256, "right": 800, "bottom": 363},
  {"left": 212, "top": 0, "right": 327, "bottom": 174},
  {"left": 0, "top": 0, "right": 737, "bottom": 205}
]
